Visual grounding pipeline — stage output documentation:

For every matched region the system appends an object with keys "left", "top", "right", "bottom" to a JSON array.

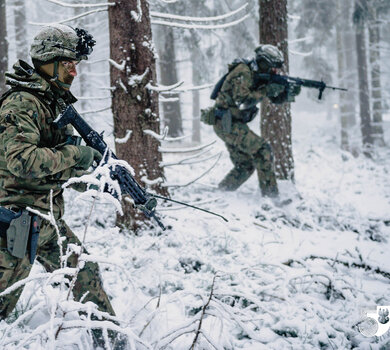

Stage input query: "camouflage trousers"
[
  {"left": 0, "top": 219, "right": 115, "bottom": 320},
  {"left": 214, "top": 119, "right": 278, "bottom": 196}
]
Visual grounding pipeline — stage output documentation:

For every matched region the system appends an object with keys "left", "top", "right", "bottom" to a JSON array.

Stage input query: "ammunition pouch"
[
  {"left": 6, "top": 210, "right": 31, "bottom": 259},
  {"left": 0, "top": 207, "right": 41, "bottom": 262},
  {"left": 0, "top": 207, "right": 21, "bottom": 238},
  {"left": 215, "top": 108, "right": 232, "bottom": 133},
  {"left": 200, "top": 107, "right": 232, "bottom": 133},
  {"left": 240, "top": 105, "right": 259, "bottom": 123}
]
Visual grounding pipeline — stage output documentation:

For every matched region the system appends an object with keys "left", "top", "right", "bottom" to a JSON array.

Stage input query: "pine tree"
[
  {"left": 259, "top": 0, "right": 293, "bottom": 180},
  {"left": 108, "top": 0, "right": 168, "bottom": 230}
]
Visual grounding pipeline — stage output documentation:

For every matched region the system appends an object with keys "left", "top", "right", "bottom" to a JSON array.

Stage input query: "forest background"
[{"left": 0, "top": 0, "right": 390, "bottom": 349}]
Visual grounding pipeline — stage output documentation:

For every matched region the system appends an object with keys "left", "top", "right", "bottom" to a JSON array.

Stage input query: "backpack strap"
[{"left": 210, "top": 58, "right": 255, "bottom": 100}]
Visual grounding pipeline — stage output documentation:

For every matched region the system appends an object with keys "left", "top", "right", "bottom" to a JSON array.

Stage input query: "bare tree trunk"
[
  {"left": 0, "top": 0, "right": 8, "bottom": 94},
  {"left": 337, "top": 0, "right": 358, "bottom": 153},
  {"left": 259, "top": 0, "right": 293, "bottom": 180},
  {"left": 108, "top": 0, "right": 168, "bottom": 231},
  {"left": 190, "top": 31, "right": 202, "bottom": 144},
  {"left": 368, "top": 9, "right": 385, "bottom": 146},
  {"left": 155, "top": 26, "right": 182, "bottom": 137},
  {"left": 354, "top": 1, "right": 373, "bottom": 154},
  {"left": 73, "top": 0, "right": 90, "bottom": 110},
  {"left": 13, "top": 0, "right": 28, "bottom": 62}
]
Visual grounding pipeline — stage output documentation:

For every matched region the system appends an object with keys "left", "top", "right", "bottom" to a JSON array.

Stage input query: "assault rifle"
[
  {"left": 255, "top": 73, "right": 347, "bottom": 100},
  {"left": 54, "top": 105, "right": 228, "bottom": 230}
]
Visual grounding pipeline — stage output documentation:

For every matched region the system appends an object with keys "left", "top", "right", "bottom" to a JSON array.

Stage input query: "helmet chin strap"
[{"left": 50, "top": 61, "right": 72, "bottom": 90}]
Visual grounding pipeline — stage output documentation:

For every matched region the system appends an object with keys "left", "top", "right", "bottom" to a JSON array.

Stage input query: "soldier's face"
[{"left": 59, "top": 60, "right": 78, "bottom": 86}]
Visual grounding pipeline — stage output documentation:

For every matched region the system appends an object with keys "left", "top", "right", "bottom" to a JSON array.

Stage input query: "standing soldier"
[
  {"left": 0, "top": 25, "right": 125, "bottom": 348},
  {"left": 201, "top": 45, "right": 300, "bottom": 199}
]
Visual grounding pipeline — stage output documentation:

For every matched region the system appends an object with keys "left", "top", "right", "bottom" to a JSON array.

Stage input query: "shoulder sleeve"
[{"left": 0, "top": 93, "right": 82, "bottom": 179}]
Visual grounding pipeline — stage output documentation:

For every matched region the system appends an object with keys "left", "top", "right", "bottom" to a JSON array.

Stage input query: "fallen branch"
[{"left": 285, "top": 256, "right": 390, "bottom": 280}]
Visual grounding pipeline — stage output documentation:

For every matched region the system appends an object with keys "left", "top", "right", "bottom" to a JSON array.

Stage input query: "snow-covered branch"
[
  {"left": 115, "top": 130, "right": 132, "bottom": 144},
  {"left": 79, "top": 105, "right": 111, "bottom": 115},
  {"left": 146, "top": 80, "right": 184, "bottom": 92},
  {"left": 289, "top": 49, "right": 313, "bottom": 57},
  {"left": 143, "top": 127, "right": 189, "bottom": 142},
  {"left": 108, "top": 58, "right": 126, "bottom": 71},
  {"left": 42, "top": 0, "right": 114, "bottom": 8},
  {"left": 160, "top": 83, "right": 213, "bottom": 94},
  {"left": 150, "top": 3, "right": 248, "bottom": 22},
  {"left": 29, "top": 8, "right": 107, "bottom": 26},
  {"left": 151, "top": 14, "right": 250, "bottom": 30}
]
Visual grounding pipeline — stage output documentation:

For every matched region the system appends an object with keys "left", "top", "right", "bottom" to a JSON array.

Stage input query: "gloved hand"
[
  {"left": 76, "top": 146, "right": 102, "bottom": 170},
  {"left": 265, "top": 83, "right": 285, "bottom": 98},
  {"left": 288, "top": 84, "right": 301, "bottom": 97}
]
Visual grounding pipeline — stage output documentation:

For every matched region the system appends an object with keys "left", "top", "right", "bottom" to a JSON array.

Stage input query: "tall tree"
[
  {"left": 13, "top": 0, "right": 28, "bottom": 62},
  {"left": 0, "top": 0, "right": 7, "bottom": 94},
  {"left": 353, "top": 0, "right": 373, "bottom": 153},
  {"left": 336, "top": 0, "right": 357, "bottom": 153},
  {"left": 108, "top": 0, "right": 168, "bottom": 230},
  {"left": 259, "top": 0, "right": 293, "bottom": 180},
  {"left": 368, "top": 4, "right": 384, "bottom": 146},
  {"left": 155, "top": 25, "right": 182, "bottom": 137}
]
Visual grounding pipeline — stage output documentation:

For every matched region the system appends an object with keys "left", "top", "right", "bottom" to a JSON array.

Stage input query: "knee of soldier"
[{"left": 253, "top": 142, "right": 274, "bottom": 162}]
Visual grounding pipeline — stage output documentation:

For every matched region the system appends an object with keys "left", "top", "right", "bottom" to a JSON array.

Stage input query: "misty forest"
[{"left": 0, "top": 0, "right": 390, "bottom": 349}]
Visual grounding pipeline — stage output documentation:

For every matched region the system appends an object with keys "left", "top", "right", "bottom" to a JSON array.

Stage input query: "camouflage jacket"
[
  {"left": 0, "top": 60, "right": 85, "bottom": 219},
  {"left": 215, "top": 62, "right": 267, "bottom": 121}
]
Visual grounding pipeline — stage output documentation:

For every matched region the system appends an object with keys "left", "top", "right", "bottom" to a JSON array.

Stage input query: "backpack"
[{"left": 210, "top": 58, "right": 253, "bottom": 100}]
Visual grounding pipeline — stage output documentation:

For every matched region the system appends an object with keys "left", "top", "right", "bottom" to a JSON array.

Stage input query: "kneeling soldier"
[{"left": 202, "top": 44, "right": 301, "bottom": 198}]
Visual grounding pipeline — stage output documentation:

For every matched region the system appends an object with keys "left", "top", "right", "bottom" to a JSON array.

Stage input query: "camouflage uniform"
[
  {"left": 0, "top": 60, "right": 115, "bottom": 318},
  {"left": 213, "top": 62, "right": 278, "bottom": 196}
]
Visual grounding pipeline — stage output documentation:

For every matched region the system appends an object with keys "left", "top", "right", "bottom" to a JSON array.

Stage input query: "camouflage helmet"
[
  {"left": 30, "top": 24, "right": 95, "bottom": 63},
  {"left": 255, "top": 44, "right": 284, "bottom": 70}
]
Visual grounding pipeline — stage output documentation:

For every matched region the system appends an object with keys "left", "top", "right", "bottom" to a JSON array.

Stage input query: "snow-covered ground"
[{"left": 1, "top": 106, "right": 390, "bottom": 349}]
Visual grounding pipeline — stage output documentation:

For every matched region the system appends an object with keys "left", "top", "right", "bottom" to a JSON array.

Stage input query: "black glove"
[
  {"left": 265, "top": 83, "right": 285, "bottom": 98},
  {"left": 76, "top": 146, "right": 102, "bottom": 170}
]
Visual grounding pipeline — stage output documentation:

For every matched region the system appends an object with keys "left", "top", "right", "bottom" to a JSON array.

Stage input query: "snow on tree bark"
[
  {"left": 0, "top": 0, "right": 7, "bottom": 95},
  {"left": 108, "top": 0, "right": 168, "bottom": 230},
  {"left": 259, "top": 0, "right": 294, "bottom": 180}
]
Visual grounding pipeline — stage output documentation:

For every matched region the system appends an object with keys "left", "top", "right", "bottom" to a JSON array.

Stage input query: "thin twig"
[{"left": 190, "top": 274, "right": 218, "bottom": 350}]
